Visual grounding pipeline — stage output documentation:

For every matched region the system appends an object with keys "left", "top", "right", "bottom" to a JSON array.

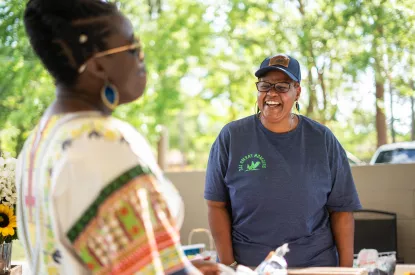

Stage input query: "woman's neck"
[
  {"left": 260, "top": 113, "right": 298, "bottom": 133},
  {"left": 52, "top": 85, "right": 112, "bottom": 116}
]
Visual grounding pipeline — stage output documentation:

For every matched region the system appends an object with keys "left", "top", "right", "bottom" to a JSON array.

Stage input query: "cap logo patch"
[{"left": 269, "top": 54, "right": 290, "bottom": 67}]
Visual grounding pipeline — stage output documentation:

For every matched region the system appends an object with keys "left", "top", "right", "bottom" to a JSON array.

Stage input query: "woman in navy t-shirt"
[{"left": 204, "top": 54, "right": 362, "bottom": 268}]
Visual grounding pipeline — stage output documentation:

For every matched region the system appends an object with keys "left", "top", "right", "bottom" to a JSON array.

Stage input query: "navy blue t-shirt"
[{"left": 204, "top": 115, "right": 362, "bottom": 267}]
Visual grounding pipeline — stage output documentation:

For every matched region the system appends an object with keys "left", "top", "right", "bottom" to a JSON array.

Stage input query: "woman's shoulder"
[
  {"left": 51, "top": 112, "right": 130, "bottom": 142},
  {"left": 300, "top": 116, "right": 342, "bottom": 147},
  {"left": 300, "top": 116, "right": 332, "bottom": 135},
  {"left": 20, "top": 112, "right": 140, "bottom": 158},
  {"left": 56, "top": 114, "right": 159, "bottom": 164},
  {"left": 221, "top": 115, "right": 257, "bottom": 134},
  {"left": 17, "top": 112, "right": 142, "bottom": 180}
]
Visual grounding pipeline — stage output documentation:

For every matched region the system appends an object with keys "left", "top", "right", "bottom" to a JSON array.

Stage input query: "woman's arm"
[
  {"left": 325, "top": 130, "right": 361, "bottom": 267},
  {"left": 207, "top": 200, "right": 235, "bottom": 265},
  {"left": 330, "top": 211, "right": 355, "bottom": 267}
]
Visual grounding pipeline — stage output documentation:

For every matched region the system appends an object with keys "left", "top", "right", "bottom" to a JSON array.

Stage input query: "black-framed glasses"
[{"left": 255, "top": 81, "right": 292, "bottom": 93}]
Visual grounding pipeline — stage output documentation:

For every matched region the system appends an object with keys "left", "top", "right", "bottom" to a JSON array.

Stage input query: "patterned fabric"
[
  {"left": 16, "top": 112, "right": 195, "bottom": 275},
  {"left": 69, "top": 172, "right": 186, "bottom": 274}
]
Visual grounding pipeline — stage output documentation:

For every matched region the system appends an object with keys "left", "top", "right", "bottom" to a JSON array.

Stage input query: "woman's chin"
[
  {"left": 121, "top": 89, "right": 145, "bottom": 104},
  {"left": 261, "top": 110, "right": 286, "bottom": 123}
]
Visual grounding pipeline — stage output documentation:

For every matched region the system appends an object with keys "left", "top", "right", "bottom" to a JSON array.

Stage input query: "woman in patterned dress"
[{"left": 16, "top": 0, "right": 219, "bottom": 274}]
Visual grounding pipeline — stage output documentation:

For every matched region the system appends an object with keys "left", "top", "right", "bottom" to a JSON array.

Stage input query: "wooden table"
[
  {"left": 8, "top": 263, "right": 415, "bottom": 274},
  {"left": 394, "top": 264, "right": 415, "bottom": 275},
  {"left": 11, "top": 265, "right": 22, "bottom": 275},
  {"left": 287, "top": 267, "right": 368, "bottom": 275}
]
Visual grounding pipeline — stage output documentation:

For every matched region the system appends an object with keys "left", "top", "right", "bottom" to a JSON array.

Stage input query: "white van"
[{"left": 370, "top": 141, "right": 415, "bottom": 164}]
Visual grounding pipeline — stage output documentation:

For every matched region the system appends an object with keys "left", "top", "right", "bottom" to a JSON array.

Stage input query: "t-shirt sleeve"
[
  {"left": 50, "top": 132, "right": 195, "bottom": 275},
  {"left": 204, "top": 126, "right": 230, "bottom": 202},
  {"left": 325, "top": 130, "right": 362, "bottom": 212}
]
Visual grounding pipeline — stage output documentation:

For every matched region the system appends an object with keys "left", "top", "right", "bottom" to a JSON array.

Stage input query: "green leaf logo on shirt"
[
  {"left": 238, "top": 154, "right": 267, "bottom": 172},
  {"left": 247, "top": 161, "right": 261, "bottom": 171}
]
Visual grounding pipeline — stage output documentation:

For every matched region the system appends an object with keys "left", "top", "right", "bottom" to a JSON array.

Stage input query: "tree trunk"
[
  {"left": 411, "top": 95, "right": 415, "bottom": 141},
  {"left": 297, "top": 0, "right": 317, "bottom": 118},
  {"left": 389, "top": 81, "right": 396, "bottom": 143},
  {"left": 157, "top": 126, "right": 169, "bottom": 171},
  {"left": 147, "top": 0, "right": 153, "bottom": 15},
  {"left": 229, "top": 77, "right": 237, "bottom": 121},
  {"left": 375, "top": 80, "right": 388, "bottom": 147},
  {"left": 317, "top": 68, "right": 328, "bottom": 124},
  {"left": 318, "top": 69, "right": 328, "bottom": 111},
  {"left": 372, "top": 24, "right": 388, "bottom": 147},
  {"left": 306, "top": 67, "right": 316, "bottom": 116},
  {"left": 306, "top": 90, "right": 316, "bottom": 117},
  {"left": 147, "top": 0, "right": 162, "bottom": 16},
  {"left": 178, "top": 111, "right": 185, "bottom": 168},
  {"left": 157, "top": 0, "right": 162, "bottom": 14},
  {"left": 411, "top": 81, "right": 415, "bottom": 141}
]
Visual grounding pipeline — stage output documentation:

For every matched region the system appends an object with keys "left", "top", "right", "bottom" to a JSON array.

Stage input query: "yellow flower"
[{"left": 0, "top": 205, "right": 16, "bottom": 237}]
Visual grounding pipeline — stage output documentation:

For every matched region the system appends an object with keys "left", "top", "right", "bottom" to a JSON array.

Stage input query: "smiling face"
[{"left": 257, "top": 70, "right": 301, "bottom": 124}]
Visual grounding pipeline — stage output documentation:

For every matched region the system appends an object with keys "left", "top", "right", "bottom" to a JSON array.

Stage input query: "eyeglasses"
[
  {"left": 255, "top": 81, "right": 293, "bottom": 93},
  {"left": 78, "top": 41, "right": 144, "bottom": 74}
]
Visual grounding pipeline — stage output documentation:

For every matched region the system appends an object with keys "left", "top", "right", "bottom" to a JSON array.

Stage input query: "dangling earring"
[
  {"left": 101, "top": 82, "right": 119, "bottom": 110},
  {"left": 254, "top": 101, "right": 260, "bottom": 116},
  {"left": 295, "top": 101, "right": 300, "bottom": 113}
]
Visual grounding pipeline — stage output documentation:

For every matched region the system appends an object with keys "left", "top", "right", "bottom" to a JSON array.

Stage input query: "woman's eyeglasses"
[
  {"left": 78, "top": 41, "right": 144, "bottom": 74},
  {"left": 256, "top": 81, "right": 292, "bottom": 93}
]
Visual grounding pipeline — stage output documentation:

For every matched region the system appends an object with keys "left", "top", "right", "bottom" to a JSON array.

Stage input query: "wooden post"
[
  {"left": 389, "top": 81, "right": 396, "bottom": 143},
  {"left": 157, "top": 126, "right": 169, "bottom": 171},
  {"left": 411, "top": 94, "right": 415, "bottom": 141},
  {"left": 178, "top": 111, "right": 185, "bottom": 168}
]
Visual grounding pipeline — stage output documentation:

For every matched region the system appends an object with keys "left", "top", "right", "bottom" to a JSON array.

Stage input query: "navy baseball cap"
[{"left": 255, "top": 54, "right": 301, "bottom": 83}]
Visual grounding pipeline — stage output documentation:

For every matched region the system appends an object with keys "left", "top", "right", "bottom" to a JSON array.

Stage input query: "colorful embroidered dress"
[{"left": 16, "top": 112, "right": 199, "bottom": 275}]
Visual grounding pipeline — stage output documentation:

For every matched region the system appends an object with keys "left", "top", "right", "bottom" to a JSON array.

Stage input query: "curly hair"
[{"left": 24, "top": 0, "right": 119, "bottom": 86}]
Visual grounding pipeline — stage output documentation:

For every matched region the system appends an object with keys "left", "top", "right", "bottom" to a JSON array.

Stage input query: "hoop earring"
[
  {"left": 101, "top": 82, "right": 119, "bottom": 110},
  {"left": 295, "top": 101, "right": 300, "bottom": 113}
]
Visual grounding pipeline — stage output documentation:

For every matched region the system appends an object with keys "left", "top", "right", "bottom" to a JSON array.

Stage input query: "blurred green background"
[{"left": 0, "top": 0, "right": 414, "bottom": 170}]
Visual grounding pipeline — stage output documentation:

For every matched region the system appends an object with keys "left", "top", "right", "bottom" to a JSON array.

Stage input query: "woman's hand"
[{"left": 191, "top": 259, "right": 220, "bottom": 275}]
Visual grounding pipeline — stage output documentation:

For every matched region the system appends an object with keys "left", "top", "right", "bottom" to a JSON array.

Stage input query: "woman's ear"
[
  {"left": 295, "top": 83, "right": 302, "bottom": 99},
  {"left": 84, "top": 58, "right": 107, "bottom": 81}
]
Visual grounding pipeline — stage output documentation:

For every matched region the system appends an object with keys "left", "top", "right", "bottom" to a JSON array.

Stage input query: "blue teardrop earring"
[
  {"left": 295, "top": 101, "right": 300, "bottom": 113},
  {"left": 101, "top": 82, "right": 119, "bottom": 110}
]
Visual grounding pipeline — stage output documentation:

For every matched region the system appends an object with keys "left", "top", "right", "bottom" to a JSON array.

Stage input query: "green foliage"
[{"left": 0, "top": 0, "right": 414, "bottom": 167}]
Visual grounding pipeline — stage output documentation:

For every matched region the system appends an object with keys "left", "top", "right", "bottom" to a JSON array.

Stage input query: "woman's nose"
[{"left": 267, "top": 88, "right": 279, "bottom": 96}]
